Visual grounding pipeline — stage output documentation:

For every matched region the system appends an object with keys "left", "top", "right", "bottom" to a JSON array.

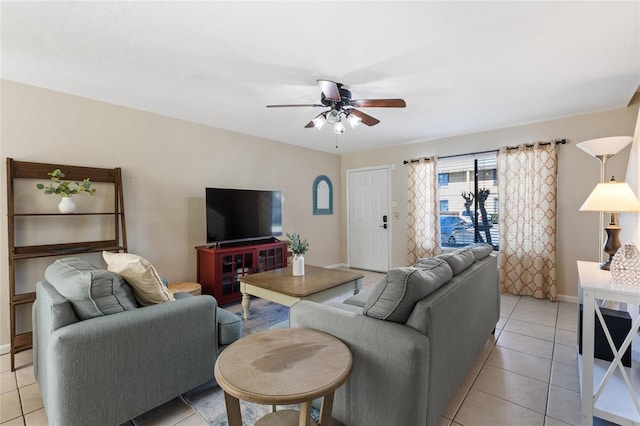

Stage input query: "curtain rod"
[{"left": 403, "top": 139, "right": 566, "bottom": 164}]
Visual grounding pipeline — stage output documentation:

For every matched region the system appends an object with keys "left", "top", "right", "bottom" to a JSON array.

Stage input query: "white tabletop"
[{"left": 577, "top": 260, "right": 640, "bottom": 299}]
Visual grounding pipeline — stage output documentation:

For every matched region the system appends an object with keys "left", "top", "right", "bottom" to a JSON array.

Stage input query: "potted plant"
[
  {"left": 36, "top": 169, "right": 96, "bottom": 213},
  {"left": 287, "top": 232, "right": 309, "bottom": 276}
]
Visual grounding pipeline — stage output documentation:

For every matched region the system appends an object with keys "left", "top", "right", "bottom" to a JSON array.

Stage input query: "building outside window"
[
  {"left": 438, "top": 173, "right": 449, "bottom": 187},
  {"left": 438, "top": 153, "right": 499, "bottom": 250}
]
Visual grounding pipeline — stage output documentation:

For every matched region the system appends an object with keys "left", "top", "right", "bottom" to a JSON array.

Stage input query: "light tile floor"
[{"left": 0, "top": 272, "right": 610, "bottom": 426}]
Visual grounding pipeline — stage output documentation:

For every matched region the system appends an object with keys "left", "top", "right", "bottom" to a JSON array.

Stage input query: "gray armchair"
[{"left": 33, "top": 279, "right": 218, "bottom": 426}]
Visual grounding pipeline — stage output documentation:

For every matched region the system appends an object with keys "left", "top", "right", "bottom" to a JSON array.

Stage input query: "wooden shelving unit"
[{"left": 6, "top": 158, "right": 127, "bottom": 371}]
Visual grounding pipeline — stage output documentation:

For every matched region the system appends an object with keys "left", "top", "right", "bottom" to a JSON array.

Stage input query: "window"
[{"left": 437, "top": 153, "right": 499, "bottom": 250}]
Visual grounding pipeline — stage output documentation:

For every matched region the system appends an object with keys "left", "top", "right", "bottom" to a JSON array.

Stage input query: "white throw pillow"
[{"left": 102, "top": 251, "right": 175, "bottom": 306}]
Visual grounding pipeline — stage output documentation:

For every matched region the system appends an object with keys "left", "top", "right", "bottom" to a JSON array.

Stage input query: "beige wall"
[
  {"left": 2, "top": 78, "right": 638, "bottom": 351},
  {"left": 341, "top": 103, "right": 639, "bottom": 299},
  {"left": 0, "top": 80, "right": 343, "bottom": 350}
]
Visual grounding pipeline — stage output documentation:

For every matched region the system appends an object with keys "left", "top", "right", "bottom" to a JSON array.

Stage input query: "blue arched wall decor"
[{"left": 313, "top": 175, "right": 333, "bottom": 215}]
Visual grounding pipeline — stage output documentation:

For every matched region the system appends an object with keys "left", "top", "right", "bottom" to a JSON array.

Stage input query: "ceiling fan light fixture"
[
  {"left": 347, "top": 113, "right": 362, "bottom": 129},
  {"left": 326, "top": 109, "right": 342, "bottom": 125},
  {"left": 312, "top": 115, "right": 326, "bottom": 130},
  {"left": 268, "top": 80, "right": 405, "bottom": 132}
]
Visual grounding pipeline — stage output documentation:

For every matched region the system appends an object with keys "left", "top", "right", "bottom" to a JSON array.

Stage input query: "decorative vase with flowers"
[
  {"left": 287, "top": 232, "right": 309, "bottom": 276},
  {"left": 36, "top": 169, "right": 96, "bottom": 213}
]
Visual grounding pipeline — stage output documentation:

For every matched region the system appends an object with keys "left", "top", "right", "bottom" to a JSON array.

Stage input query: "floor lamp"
[{"left": 577, "top": 136, "right": 633, "bottom": 263}]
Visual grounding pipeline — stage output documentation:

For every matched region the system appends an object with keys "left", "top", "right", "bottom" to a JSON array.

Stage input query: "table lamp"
[
  {"left": 577, "top": 136, "right": 633, "bottom": 263},
  {"left": 580, "top": 177, "right": 640, "bottom": 270}
]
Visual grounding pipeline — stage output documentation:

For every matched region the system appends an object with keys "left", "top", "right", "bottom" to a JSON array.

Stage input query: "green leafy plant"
[
  {"left": 36, "top": 169, "right": 96, "bottom": 197},
  {"left": 287, "top": 232, "right": 309, "bottom": 256}
]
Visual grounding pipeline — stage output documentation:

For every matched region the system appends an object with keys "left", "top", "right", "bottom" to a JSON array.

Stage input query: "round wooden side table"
[
  {"left": 214, "top": 328, "right": 352, "bottom": 426},
  {"left": 167, "top": 282, "right": 202, "bottom": 296}
]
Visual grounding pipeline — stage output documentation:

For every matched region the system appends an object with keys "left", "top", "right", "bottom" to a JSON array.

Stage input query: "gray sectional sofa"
[{"left": 290, "top": 243, "right": 499, "bottom": 426}]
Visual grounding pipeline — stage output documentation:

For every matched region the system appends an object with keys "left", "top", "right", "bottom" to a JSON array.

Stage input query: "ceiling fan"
[{"left": 266, "top": 80, "right": 406, "bottom": 134}]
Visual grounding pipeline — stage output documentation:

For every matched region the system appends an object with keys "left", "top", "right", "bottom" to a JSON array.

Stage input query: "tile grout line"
[
  {"left": 494, "top": 296, "right": 571, "bottom": 423},
  {"left": 544, "top": 298, "right": 559, "bottom": 423},
  {"left": 454, "top": 295, "right": 554, "bottom": 424}
]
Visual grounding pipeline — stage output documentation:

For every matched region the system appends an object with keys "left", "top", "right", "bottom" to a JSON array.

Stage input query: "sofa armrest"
[
  {"left": 409, "top": 254, "right": 499, "bottom": 426},
  {"left": 173, "top": 291, "right": 193, "bottom": 300},
  {"left": 40, "top": 293, "right": 217, "bottom": 426},
  {"left": 290, "top": 301, "right": 430, "bottom": 426},
  {"left": 33, "top": 280, "right": 81, "bottom": 382}
]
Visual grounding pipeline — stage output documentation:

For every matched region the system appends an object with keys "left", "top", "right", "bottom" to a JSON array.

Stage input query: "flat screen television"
[{"left": 205, "top": 187, "right": 282, "bottom": 244}]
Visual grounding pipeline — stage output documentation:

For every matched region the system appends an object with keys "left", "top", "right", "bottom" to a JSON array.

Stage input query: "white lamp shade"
[
  {"left": 312, "top": 116, "right": 326, "bottom": 130},
  {"left": 347, "top": 113, "right": 362, "bottom": 129},
  {"left": 580, "top": 180, "right": 640, "bottom": 212},
  {"left": 577, "top": 136, "right": 633, "bottom": 157}
]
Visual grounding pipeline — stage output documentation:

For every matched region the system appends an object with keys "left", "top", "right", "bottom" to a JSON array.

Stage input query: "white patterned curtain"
[
  {"left": 407, "top": 157, "right": 440, "bottom": 264},
  {"left": 498, "top": 142, "right": 558, "bottom": 301}
]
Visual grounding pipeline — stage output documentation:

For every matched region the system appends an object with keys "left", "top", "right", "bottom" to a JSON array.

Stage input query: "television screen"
[{"left": 206, "top": 188, "right": 282, "bottom": 244}]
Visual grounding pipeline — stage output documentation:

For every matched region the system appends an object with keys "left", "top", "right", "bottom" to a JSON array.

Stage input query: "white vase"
[
  {"left": 292, "top": 254, "right": 305, "bottom": 276},
  {"left": 58, "top": 197, "right": 76, "bottom": 213}
]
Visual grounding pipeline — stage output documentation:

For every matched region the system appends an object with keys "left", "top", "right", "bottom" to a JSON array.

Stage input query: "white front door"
[{"left": 347, "top": 167, "right": 390, "bottom": 272}]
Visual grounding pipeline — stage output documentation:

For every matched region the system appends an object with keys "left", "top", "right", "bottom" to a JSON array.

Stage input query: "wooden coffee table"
[
  {"left": 238, "top": 265, "right": 363, "bottom": 320},
  {"left": 214, "top": 328, "right": 352, "bottom": 426}
]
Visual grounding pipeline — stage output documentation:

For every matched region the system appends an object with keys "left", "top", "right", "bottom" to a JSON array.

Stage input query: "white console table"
[{"left": 577, "top": 261, "right": 640, "bottom": 426}]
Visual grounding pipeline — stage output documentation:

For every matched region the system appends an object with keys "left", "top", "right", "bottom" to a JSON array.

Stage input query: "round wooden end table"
[
  {"left": 214, "top": 328, "right": 352, "bottom": 426},
  {"left": 167, "top": 282, "right": 202, "bottom": 296}
]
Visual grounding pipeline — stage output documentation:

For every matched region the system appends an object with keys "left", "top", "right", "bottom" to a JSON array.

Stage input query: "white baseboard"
[
  {"left": 556, "top": 294, "right": 578, "bottom": 304},
  {"left": 324, "top": 263, "right": 348, "bottom": 269},
  {"left": 0, "top": 343, "right": 10, "bottom": 355}
]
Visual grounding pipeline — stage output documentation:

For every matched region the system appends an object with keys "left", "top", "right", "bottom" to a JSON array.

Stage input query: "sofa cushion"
[
  {"left": 103, "top": 251, "right": 175, "bottom": 306},
  {"left": 363, "top": 258, "right": 453, "bottom": 323},
  {"left": 469, "top": 243, "right": 494, "bottom": 261},
  {"left": 44, "top": 257, "right": 138, "bottom": 320},
  {"left": 437, "top": 247, "right": 475, "bottom": 275}
]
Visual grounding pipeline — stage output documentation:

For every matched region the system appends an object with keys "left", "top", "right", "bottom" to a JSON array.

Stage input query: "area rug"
[
  {"left": 227, "top": 298, "right": 291, "bottom": 336},
  {"left": 182, "top": 380, "right": 268, "bottom": 425},
  {"left": 184, "top": 379, "right": 321, "bottom": 424}
]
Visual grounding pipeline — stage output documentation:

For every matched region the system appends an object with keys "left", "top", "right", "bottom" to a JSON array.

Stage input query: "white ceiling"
[{"left": 2, "top": 1, "right": 639, "bottom": 154}]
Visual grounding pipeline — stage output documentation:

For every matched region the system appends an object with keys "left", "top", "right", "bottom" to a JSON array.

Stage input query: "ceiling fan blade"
[
  {"left": 305, "top": 111, "right": 327, "bottom": 128},
  {"left": 266, "top": 104, "right": 323, "bottom": 108},
  {"left": 351, "top": 99, "right": 406, "bottom": 108},
  {"left": 348, "top": 109, "right": 380, "bottom": 126},
  {"left": 317, "top": 80, "right": 341, "bottom": 101}
]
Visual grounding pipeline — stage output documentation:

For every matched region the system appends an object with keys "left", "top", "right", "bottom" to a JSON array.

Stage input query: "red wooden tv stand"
[{"left": 195, "top": 239, "right": 288, "bottom": 305}]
